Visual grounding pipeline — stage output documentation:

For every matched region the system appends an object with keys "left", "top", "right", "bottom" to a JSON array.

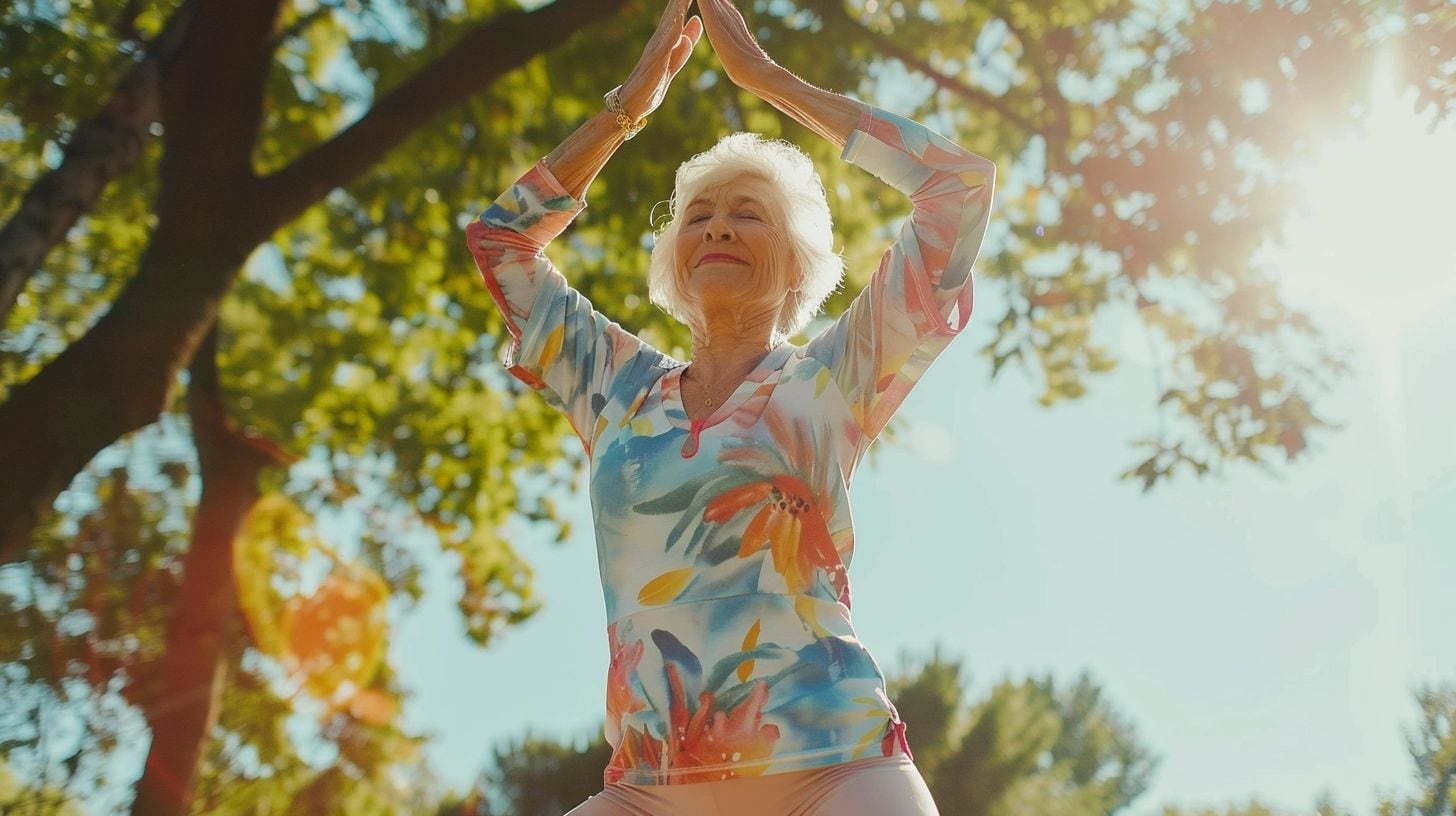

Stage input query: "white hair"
[{"left": 646, "top": 132, "right": 845, "bottom": 345}]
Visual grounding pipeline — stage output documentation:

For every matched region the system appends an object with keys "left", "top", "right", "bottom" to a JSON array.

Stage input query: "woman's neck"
[{"left": 686, "top": 318, "right": 777, "bottom": 386}]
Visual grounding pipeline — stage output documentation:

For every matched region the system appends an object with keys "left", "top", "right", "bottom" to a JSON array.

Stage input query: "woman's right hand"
[{"left": 617, "top": 0, "right": 703, "bottom": 120}]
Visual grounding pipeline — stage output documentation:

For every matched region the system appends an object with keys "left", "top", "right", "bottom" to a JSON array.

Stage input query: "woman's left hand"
[
  {"left": 697, "top": 0, "right": 781, "bottom": 91},
  {"left": 699, "top": 0, "right": 863, "bottom": 149}
]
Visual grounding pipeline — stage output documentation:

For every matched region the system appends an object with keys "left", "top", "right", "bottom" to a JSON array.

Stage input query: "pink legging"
[{"left": 562, "top": 754, "right": 939, "bottom": 815}]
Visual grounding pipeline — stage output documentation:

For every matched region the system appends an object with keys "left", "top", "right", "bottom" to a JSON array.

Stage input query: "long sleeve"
[
  {"left": 802, "top": 105, "right": 996, "bottom": 465},
  {"left": 465, "top": 159, "right": 661, "bottom": 457}
]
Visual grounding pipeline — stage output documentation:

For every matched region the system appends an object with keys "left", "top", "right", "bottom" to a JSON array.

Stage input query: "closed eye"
[{"left": 686, "top": 211, "right": 761, "bottom": 224}]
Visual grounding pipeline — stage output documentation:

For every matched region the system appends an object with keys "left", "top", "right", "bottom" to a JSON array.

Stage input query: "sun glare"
[
  {"left": 1265, "top": 59, "right": 1456, "bottom": 341},
  {"left": 1257, "top": 56, "right": 1451, "bottom": 543}
]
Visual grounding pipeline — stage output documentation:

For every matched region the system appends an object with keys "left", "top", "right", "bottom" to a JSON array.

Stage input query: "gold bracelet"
[{"left": 604, "top": 85, "right": 649, "bottom": 140}]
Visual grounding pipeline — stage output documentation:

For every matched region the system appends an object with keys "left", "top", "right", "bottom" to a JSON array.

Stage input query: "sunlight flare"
[{"left": 1265, "top": 57, "right": 1456, "bottom": 340}]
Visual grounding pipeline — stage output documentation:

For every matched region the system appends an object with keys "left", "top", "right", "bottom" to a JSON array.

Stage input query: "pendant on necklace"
[{"left": 704, "top": 397, "right": 715, "bottom": 406}]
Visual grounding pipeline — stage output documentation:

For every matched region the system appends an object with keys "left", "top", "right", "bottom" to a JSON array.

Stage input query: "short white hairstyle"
[{"left": 647, "top": 132, "right": 845, "bottom": 345}]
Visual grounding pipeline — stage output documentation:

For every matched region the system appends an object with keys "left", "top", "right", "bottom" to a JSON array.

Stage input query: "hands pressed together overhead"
[
  {"left": 618, "top": 0, "right": 784, "bottom": 122},
  {"left": 539, "top": 0, "right": 862, "bottom": 200}
]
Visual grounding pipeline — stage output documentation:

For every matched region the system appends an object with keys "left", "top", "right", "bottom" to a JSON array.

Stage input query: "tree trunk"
[
  {"left": 130, "top": 327, "right": 284, "bottom": 816},
  {"left": 0, "top": 0, "right": 629, "bottom": 565}
]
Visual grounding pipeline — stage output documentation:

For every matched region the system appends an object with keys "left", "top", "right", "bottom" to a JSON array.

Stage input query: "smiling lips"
[{"left": 698, "top": 253, "right": 748, "bottom": 267}]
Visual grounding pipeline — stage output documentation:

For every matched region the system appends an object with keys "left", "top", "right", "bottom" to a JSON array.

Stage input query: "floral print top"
[{"left": 465, "top": 104, "right": 995, "bottom": 786}]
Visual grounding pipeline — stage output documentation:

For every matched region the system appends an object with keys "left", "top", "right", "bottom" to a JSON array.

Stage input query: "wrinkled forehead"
[{"left": 679, "top": 171, "right": 781, "bottom": 213}]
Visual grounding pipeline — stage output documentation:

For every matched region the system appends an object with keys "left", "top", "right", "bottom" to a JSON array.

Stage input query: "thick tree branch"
[
  {"left": 259, "top": 0, "right": 630, "bottom": 223},
  {"left": 0, "top": 0, "right": 633, "bottom": 566},
  {"left": 0, "top": 0, "right": 195, "bottom": 327},
  {"left": 158, "top": 0, "right": 286, "bottom": 183}
]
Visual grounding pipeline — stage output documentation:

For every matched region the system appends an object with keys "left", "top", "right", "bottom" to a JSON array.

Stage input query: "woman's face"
[{"left": 673, "top": 172, "right": 797, "bottom": 321}]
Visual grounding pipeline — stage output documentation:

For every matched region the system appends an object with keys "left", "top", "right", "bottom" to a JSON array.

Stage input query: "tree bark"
[
  {"left": 0, "top": 0, "right": 629, "bottom": 565},
  {"left": 129, "top": 327, "right": 282, "bottom": 816},
  {"left": 0, "top": 0, "right": 196, "bottom": 327}
]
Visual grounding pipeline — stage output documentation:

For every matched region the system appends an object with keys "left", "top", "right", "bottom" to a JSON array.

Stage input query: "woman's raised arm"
[
  {"left": 463, "top": 1, "right": 701, "bottom": 455},
  {"left": 544, "top": 0, "right": 702, "bottom": 198}
]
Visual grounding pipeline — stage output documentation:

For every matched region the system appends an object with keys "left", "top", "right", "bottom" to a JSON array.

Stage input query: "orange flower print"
[
  {"left": 605, "top": 723, "right": 664, "bottom": 784},
  {"left": 704, "top": 475, "right": 850, "bottom": 605},
  {"left": 605, "top": 623, "right": 647, "bottom": 743},
  {"left": 664, "top": 662, "right": 780, "bottom": 783}
]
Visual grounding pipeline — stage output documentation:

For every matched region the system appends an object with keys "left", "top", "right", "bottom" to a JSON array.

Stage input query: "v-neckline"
[{"left": 662, "top": 343, "right": 794, "bottom": 455}]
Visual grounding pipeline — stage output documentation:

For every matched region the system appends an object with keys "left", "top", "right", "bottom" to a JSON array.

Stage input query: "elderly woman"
[{"left": 466, "top": 0, "right": 994, "bottom": 812}]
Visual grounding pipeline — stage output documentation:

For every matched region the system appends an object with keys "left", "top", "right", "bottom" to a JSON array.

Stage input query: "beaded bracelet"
[{"left": 604, "top": 85, "right": 649, "bottom": 140}]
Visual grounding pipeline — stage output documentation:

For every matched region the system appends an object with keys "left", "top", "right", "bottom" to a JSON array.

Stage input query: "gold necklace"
[{"left": 682, "top": 366, "right": 740, "bottom": 412}]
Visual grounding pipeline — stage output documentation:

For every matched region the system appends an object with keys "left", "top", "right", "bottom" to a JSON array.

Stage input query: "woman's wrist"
[
  {"left": 605, "top": 85, "right": 650, "bottom": 139},
  {"left": 542, "top": 108, "right": 629, "bottom": 201}
]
